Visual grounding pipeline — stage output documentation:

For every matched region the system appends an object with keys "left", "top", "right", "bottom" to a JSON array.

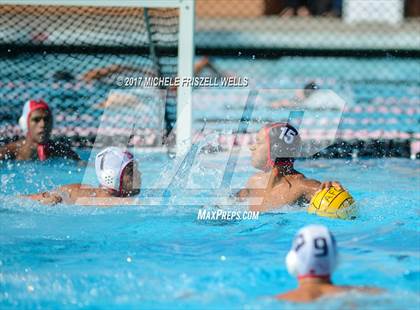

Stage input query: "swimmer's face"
[
  {"left": 28, "top": 109, "right": 52, "bottom": 144},
  {"left": 121, "top": 161, "right": 141, "bottom": 196},
  {"left": 249, "top": 128, "right": 269, "bottom": 170}
]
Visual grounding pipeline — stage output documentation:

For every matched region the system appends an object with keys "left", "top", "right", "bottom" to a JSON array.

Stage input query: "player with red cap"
[
  {"left": 237, "top": 122, "right": 344, "bottom": 211},
  {"left": 0, "top": 99, "right": 80, "bottom": 161}
]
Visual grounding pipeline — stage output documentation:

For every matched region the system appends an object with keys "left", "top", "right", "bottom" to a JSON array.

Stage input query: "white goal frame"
[{"left": 0, "top": 0, "right": 195, "bottom": 155}]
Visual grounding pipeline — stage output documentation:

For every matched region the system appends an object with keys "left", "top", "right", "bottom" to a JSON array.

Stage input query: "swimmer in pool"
[
  {"left": 271, "top": 82, "right": 319, "bottom": 109},
  {"left": 236, "top": 122, "right": 343, "bottom": 211},
  {"left": 23, "top": 147, "right": 140, "bottom": 206},
  {"left": 276, "top": 225, "right": 381, "bottom": 302},
  {"left": 91, "top": 57, "right": 229, "bottom": 109},
  {"left": 0, "top": 99, "right": 80, "bottom": 162},
  {"left": 271, "top": 82, "right": 343, "bottom": 111}
]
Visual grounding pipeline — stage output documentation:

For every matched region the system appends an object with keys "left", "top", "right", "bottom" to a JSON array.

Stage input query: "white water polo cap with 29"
[{"left": 285, "top": 225, "right": 338, "bottom": 280}]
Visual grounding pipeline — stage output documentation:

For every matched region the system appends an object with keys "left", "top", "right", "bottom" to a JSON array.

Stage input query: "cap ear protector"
[
  {"left": 285, "top": 249, "right": 299, "bottom": 276},
  {"left": 18, "top": 115, "right": 27, "bottom": 133},
  {"left": 99, "top": 169, "right": 118, "bottom": 189},
  {"left": 285, "top": 225, "right": 338, "bottom": 279}
]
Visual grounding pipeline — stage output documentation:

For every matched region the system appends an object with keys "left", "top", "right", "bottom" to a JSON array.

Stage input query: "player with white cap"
[
  {"left": 0, "top": 99, "right": 80, "bottom": 161},
  {"left": 276, "top": 225, "right": 381, "bottom": 302},
  {"left": 22, "top": 146, "right": 141, "bottom": 205}
]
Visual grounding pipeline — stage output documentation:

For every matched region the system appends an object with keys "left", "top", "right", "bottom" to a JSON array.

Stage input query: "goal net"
[{"left": 0, "top": 1, "right": 194, "bottom": 150}]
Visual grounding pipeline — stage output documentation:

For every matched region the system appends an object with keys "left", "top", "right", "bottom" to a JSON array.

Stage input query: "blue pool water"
[{"left": 0, "top": 150, "right": 419, "bottom": 309}]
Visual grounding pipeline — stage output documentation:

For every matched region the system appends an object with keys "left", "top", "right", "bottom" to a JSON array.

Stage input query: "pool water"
[{"left": 0, "top": 150, "right": 419, "bottom": 309}]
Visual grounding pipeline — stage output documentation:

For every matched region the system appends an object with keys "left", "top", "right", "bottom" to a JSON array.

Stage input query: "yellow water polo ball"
[{"left": 308, "top": 187, "right": 356, "bottom": 220}]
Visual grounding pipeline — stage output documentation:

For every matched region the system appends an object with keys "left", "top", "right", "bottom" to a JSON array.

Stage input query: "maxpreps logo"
[{"left": 197, "top": 209, "right": 259, "bottom": 221}]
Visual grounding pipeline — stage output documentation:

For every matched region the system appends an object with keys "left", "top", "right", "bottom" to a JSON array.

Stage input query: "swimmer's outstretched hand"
[
  {"left": 319, "top": 181, "right": 344, "bottom": 191},
  {"left": 38, "top": 192, "right": 63, "bottom": 205}
]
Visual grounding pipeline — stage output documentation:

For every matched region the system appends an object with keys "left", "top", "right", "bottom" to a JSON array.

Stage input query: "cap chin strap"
[
  {"left": 37, "top": 144, "right": 48, "bottom": 161},
  {"left": 117, "top": 163, "right": 129, "bottom": 196},
  {"left": 265, "top": 158, "right": 294, "bottom": 171},
  {"left": 27, "top": 134, "right": 50, "bottom": 161}
]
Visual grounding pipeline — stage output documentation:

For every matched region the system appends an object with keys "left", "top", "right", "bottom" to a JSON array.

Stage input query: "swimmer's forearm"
[
  {"left": 19, "top": 192, "right": 63, "bottom": 205},
  {"left": 73, "top": 197, "right": 139, "bottom": 206},
  {"left": 19, "top": 193, "right": 44, "bottom": 200}
]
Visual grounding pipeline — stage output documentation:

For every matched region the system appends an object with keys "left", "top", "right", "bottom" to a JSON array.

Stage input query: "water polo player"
[
  {"left": 23, "top": 147, "right": 141, "bottom": 205},
  {"left": 237, "top": 122, "right": 344, "bottom": 211},
  {"left": 276, "top": 225, "right": 380, "bottom": 302},
  {"left": 0, "top": 99, "right": 80, "bottom": 161}
]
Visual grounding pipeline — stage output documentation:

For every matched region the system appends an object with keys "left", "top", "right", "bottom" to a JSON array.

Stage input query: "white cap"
[
  {"left": 285, "top": 225, "right": 338, "bottom": 279},
  {"left": 95, "top": 147, "right": 134, "bottom": 194}
]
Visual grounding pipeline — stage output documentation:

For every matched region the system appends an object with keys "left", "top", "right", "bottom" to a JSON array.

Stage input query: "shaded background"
[{"left": 0, "top": 0, "right": 419, "bottom": 157}]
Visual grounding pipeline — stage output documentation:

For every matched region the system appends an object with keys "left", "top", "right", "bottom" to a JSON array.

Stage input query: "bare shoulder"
[
  {"left": 338, "top": 285, "right": 383, "bottom": 294},
  {"left": 246, "top": 172, "right": 267, "bottom": 186},
  {"left": 275, "top": 290, "right": 313, "bottom": 302},
  {"left": 276, "top": 285, "right": 382, "bottom": 303}
]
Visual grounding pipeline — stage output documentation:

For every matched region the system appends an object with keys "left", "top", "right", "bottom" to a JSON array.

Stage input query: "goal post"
[
  {"left": 176, "top": 0, "right": 195, "bottom": 155},
  {"left": 0, "top": 0, "right": 195, "bottom": 155}
]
